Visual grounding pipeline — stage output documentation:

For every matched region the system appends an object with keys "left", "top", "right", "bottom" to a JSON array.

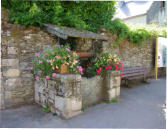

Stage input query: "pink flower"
[
  {"left": 30, "top": 67, "right": 33, "bottom": 70},
  {"left": 39, "top": 60, "right": 43, "bottom": 64},
  {"left": 45, "top": 76, "right": 50, "bottom": 80},
  {"left": 115, "top": 65, "right": 119, "bottom": 71},
  {"left": 96, "top": 70, "right": 101, "bottom": 75},
  {"left": 47, "top": 60, "right": 51, "bottom": 63},
  {"left": 102, "top": 65, "right": 105, "bottom": 67},
  {"left": 120, "top": 73, "right": 123, "bottom": 76},
  {"left": 108, "top": 64, "right": 111, "bottom": 69},
  {"left": 56, "top": 56, "right": 60, "bottom": 59},
  {"left": 45, "top": 53, "right": 49, "bottom": 55},
  {"left": 66, "top": 48, "right": 71, "bottom": 52},
  {"left": 35, "top": 53, "right": 40, "bottom": 57},
  {"left": 77, "top": 66, "right": 83, "bottom": 74},
  {"left": 99, "top": 67, "right": 102, "bottom": 71},
  {"left": 105, "top": 67, "right": 108, "bottom": 70},
  {"left": 36, "top": 76, "right": 40, "bottom": 80},
  {"left": 52, "top": 73, "right": 57, "bottom": 77}
]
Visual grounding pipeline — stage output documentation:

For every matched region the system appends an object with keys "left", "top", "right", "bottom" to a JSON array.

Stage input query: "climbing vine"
[{"left": 104, "top": 19, "right": 167, "bottom": 46}]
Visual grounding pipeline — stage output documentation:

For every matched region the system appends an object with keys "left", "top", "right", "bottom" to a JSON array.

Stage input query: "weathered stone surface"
[
  {"left": 116, "top": 87, "right": 120, "bottom": 97},
  {"left": 81, "top": 76, "right": 103, "bottom": 107},
  {"left": 7, "top": 47, "right": 18, "bottom": 54},
  {"left": 35, "top": 74, "right": 82, "bottom": 119},
  {"left": 2, "top": 59, "right": 19, "bottom": 66},
  {"left": 103, "top": 71, "right": 121, "bottom": 101},
  {"left": 107, "top": 88, "right": 116, "bottom": 100},
  {"left": 6, "top": 78, "right": 21, "bottom": 86},
  {"left": 3, "top": 69, "right": 20, "bottom": 77}
]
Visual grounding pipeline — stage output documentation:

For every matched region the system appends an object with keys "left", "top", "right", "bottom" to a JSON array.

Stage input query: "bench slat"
[{"left": 122, "top": 72, "right": 146, "bottom": 78}]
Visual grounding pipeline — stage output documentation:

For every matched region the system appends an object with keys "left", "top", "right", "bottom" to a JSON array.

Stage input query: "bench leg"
[
  {"left": 143, "top": 75, "right": 147, "bottom": 83},
  {"left": 125, "top": 79, "right": 128, "bottom": 87}
]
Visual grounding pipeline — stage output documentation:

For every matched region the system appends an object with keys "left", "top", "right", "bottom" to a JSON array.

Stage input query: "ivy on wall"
[{"left": 105, "top": 19, "right": 167, "bottom": 46}]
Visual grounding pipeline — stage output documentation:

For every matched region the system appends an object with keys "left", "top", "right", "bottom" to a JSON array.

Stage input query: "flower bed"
[
  {"left": 31, "top": 45, "right": 83, "bottom": 79},
  {"left": 91, "top": 53, "right": 123, "bottom": 76}
]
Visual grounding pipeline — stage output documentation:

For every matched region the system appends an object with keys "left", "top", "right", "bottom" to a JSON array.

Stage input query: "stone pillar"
[
  {"left": 103, "top": 71, "right": 121, "bottom": 101},
  {"left": 35, "top": 74, "right": 82, "bottom": 119}
]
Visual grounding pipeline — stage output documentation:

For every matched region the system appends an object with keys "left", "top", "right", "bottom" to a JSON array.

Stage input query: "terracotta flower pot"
[{"left": 56, "top": 64, "right": 69, "bottom": 74}]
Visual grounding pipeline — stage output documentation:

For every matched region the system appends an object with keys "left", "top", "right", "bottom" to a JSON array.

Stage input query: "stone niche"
[{"left": 34, "top": 71, "right": 121, "bottom": 119}]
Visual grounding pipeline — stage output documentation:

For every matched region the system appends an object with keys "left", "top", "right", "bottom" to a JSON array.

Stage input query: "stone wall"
[
  {"left": 34, "top": 72, "right": 121, "bottom": 119},
  {"left": 1, "top": 9, "right": 58, "bottom": 109},
  {"left": 94, "top": 32, "right": 166, "bottom": 77}
]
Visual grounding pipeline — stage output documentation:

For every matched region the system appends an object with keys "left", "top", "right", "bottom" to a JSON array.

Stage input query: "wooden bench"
[{"left": 121, "top": 66, "right": 152, "bottom": 86}]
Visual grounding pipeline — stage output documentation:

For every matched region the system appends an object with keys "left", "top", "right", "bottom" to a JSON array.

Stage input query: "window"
[{"left": 160, "top": 1, "right": 165, "bottom": 8}]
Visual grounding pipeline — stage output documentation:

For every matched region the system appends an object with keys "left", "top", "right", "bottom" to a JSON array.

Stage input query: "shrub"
[{"left": 2, "top": 0, "right": 116, "bottom": 32}]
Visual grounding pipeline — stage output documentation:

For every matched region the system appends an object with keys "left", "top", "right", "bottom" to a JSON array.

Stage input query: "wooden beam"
[{"left": 76, "top": 52, "right": 93, "bottom": 58}]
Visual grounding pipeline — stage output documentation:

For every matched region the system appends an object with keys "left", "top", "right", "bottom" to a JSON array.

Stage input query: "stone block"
[
  {"left": 70, "top": 97, "right": 82, "bottom": 111},
  {"left": 35, "top": 81, "right": 45, "bottom": 93},
  {"left": 0, "top": 92, "right": 5, "bottom": 109},
  {"left": 6, "top": 78, "right": 21, "bottom": 86},
  {"left": 7, "top": 47, "right": 18, "bottom": 54},
  {"left": 2, "top": 59, "right": 19, "bottom": 66},
  {"left": 54, "top": 96, "right": 82, "bottom": 119},
  {"left": 20, "top": 62, "right": 30, "bottom": 70},
  {"left": 21, "top": 77, "right": 33, "bottom": 86},
  {"left": 54, "top": 96, "right": 65, "bottom": 111},
  {"left": 35, "top": 91, "right": 40, "bottom": 103},
  {"left": 116, "top": 87, "right": 120, "bottom": 97},
  {"left": 3, "top": 69, "right": 20, "bottom": 77},
  {"left": 107, "top": 88, "right": 116, "bottom": 100},
  {"left": 2, "top": 45, "right": 7, "bottom": 55},
  {"left": 112, "top": 76, "right": 121, "bottom": 87}
]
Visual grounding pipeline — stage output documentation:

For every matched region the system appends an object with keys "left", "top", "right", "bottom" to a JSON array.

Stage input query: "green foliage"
[
  {"left": 105, "top": 19, "right": 167, "bottom": 46},
  {"left": 2, "top": 0, "right": 116, "bottom": 32},
  {"left": 43, "top": 106, "right": 51, "bottom": 113},
  {"left": 104, "top": 98, "right": 118, "bottom": 104}
]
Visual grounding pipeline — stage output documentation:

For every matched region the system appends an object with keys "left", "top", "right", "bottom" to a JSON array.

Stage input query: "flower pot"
[
  {"left": 76, "top": 51, "right": 93, "bottom": 58},
  {"left": 56, "top": 64, "right": 69, "bottom": 74}
]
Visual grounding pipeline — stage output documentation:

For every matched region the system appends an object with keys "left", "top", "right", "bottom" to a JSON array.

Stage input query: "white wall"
[{"left": 123, "top": 15, "right": 147, "bottom": 24}]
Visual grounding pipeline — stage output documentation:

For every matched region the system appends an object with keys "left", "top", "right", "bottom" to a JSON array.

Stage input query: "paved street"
[{"left": 0, "top": 77, "right": 166, "bottom": 128}]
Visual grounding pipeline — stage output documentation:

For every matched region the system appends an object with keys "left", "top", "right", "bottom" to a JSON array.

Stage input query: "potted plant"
[
  {"left": 31, "top": 45, "right": 83, "bottom": 80},
  {"left": 90, "top": 53, "right": 124, "bottom": 77}
]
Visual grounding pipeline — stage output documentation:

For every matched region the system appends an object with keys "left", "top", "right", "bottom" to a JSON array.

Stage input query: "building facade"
[{"left": 147, "top": 1, "right": 167, "bottom": 25}]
